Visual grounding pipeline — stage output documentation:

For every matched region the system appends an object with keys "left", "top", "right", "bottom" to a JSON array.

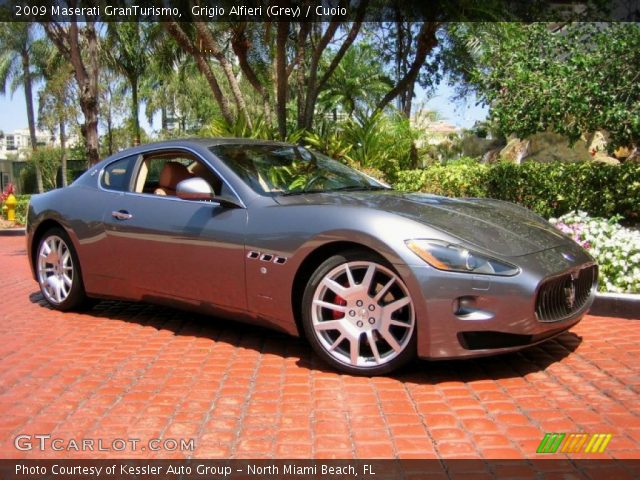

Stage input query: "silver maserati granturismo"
[{"left": 27, "top": 138, "right": 597, "bottom": 375}]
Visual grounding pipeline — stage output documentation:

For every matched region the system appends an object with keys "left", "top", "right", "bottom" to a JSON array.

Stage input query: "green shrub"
[
  {"left": 395, "top": 161, "right": 640, "bottom": 221},
  {"left": 14, "top": 195, "right": 30, "bottom": 226},
  {"left": 396, "top": 163, "right": 489, "bottom": 198}
]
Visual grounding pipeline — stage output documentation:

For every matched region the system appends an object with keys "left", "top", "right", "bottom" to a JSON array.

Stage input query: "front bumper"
[{"left": 402, "top": 242, "right": 597, "bottom": 359}]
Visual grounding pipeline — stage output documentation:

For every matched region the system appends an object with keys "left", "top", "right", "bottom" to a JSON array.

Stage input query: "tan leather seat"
[{"left": 154, "top": 162, "right": 192, "bottom": 196}]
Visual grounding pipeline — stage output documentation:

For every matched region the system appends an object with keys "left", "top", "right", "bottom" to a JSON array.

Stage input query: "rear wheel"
[
  {"left": 36, "top": 228, "right": 90, "bottom": 311},
  {"left": 302, "top": 250, "right": 416, "bottom": 375}
]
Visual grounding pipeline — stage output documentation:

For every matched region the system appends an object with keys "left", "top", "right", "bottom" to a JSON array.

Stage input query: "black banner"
[
  {"left": 1, "top": 0, "right": 639, "bottom": 23},
  {"left": 1, "top": 459, "right": 640, "bottom": 480}
]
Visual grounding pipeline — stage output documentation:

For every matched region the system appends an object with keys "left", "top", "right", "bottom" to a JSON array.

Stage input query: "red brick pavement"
[{"left": 0, "top": 235, "right": 639, "bottom": 460}]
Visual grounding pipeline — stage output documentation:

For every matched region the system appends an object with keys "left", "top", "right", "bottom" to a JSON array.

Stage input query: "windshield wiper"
[
  {"left": 280, "top": 185, "right": 389, "bottom": 196},
  {"left": 280, "top": 189, "right": 322, "bottom": 196},
  {"left": 323, "top": 185, "right": 390, "bottom": 192}
]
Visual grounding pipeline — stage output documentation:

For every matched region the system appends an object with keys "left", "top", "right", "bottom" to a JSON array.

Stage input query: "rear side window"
[{"left": 100, "top": 155, "right": 137, "bottom": 192}]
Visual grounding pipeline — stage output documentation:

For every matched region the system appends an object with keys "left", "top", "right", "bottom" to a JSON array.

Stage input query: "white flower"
[{"left": 553, "top": 211, "right": 640, "bottom": 294}]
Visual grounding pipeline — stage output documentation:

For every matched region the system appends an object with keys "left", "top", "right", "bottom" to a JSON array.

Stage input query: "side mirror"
[
  {"left": 176, "top": 177, "right": 243, "bottom": 208},
  {"left": 176, "top": 177, "right": 214, "bottom": 201}
]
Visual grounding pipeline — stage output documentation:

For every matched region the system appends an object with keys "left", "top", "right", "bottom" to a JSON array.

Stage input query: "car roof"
[
  {"left": 77, "top": 137, "right": 295, "bottom": 204},
  {"left": 88, "top": 136, "right": 294, "bottom": 172},
  {"left": 135, "top": 137, "right": 292, "bottom": 149}
]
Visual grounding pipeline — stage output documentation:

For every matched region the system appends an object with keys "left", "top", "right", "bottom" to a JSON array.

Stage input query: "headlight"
[{"left": 406, "top": 239, "right": 519, "bottom": 276}]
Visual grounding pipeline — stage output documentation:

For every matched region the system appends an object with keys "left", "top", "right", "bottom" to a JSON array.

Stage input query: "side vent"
[{"left": 247, "top": 250, "right": 287, "bottom": 265}]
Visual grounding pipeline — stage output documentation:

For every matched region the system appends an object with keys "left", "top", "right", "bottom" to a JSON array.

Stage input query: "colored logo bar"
[{"left": 537, "top": 433, "right": 612, "bottom": 454}]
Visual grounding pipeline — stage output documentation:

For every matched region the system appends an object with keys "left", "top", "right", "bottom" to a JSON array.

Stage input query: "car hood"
[{"left": 275, "top": 191, "right": 569, "bottom": 257}]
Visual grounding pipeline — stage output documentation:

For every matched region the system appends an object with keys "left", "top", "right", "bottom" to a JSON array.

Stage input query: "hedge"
[
  {"left": 395, "top": 161, "right": 640, "bottom": 220},
  {"left": 14, "top": 195, "right": 30, "bottom": 226}
]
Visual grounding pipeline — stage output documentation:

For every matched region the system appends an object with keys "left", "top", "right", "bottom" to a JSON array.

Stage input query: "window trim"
[{"left": 97, "top": 146, "right": 246, "bottom": 208}]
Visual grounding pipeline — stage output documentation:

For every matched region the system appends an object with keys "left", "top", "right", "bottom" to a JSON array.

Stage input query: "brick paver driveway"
[{"left": 1, "top": 235, "right": 638, "bottom": 460}]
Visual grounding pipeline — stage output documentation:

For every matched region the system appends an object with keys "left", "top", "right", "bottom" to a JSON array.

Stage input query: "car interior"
[{"left": 133, "top": 152, "right": 224, "bottom": 198}]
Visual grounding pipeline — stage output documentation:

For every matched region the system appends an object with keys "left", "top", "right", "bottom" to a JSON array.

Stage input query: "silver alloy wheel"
[
  {"left": 37, "top": 235, "right": 74, "bottom": 305},
  {"left": 311, "top": 261, "right": 415, "bottom": 368}
]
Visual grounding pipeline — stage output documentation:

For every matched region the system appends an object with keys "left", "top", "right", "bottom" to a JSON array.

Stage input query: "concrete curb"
[
  {"left": 591, "top": 292, "right": 640, "bottom": 319},
  {"left": 0, "top": 228, "right": 25, "bottom": 237}
]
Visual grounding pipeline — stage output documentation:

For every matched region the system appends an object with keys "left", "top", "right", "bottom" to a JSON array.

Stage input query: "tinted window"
[
  {"left": 209, "top": 145, "right": 387, "bottom": 196},
  {"left": 101, "top": 155, "right": 137, "bottom": 192}
]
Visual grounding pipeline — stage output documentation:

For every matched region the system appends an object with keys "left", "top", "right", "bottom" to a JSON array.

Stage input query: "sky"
[
  {"left": 0, "top": 80, "right": 488, "bottom": 136},
  {"left": 418, "top": 83, "right": 488, "bottom": 129}
]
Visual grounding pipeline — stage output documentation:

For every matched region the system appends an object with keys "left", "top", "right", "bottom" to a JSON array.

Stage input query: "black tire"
[
  {"left": 35, "top": 227, "right": 93, "bottom": 311},
  {"left": 301, "top": 249, "right": 417, "bottom": 376}
]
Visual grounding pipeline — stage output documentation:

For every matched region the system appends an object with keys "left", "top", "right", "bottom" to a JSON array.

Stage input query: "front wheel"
[
  {"left": 302, "top": 250, "right": 416, "bottom": 375},
  {"left": 36, "top": 228, "right": 90, "bottom": 311}
]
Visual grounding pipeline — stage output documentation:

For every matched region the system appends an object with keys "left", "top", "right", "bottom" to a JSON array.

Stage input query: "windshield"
[{"left": 209, "top": 144, "right": 388, "bottom": 196}]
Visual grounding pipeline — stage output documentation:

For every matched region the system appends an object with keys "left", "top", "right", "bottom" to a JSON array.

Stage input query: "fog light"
[
  {"left": 454, "top": 296, "right": 476, "bottom": 315},
  {"left": 453, "top": 296, "right": 495, "bottom": 321}
]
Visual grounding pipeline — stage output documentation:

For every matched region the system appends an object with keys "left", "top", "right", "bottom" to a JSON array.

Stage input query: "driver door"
[{"left": 101, "top": 149, "right": 248, "bottom": 313}]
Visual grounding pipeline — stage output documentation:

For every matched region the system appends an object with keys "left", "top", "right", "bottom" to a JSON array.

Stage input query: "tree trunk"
[
  {"left": 42, "top": 20, "right": 101, "bottom": 166},
  {"left": 163, "top": 22, "right": 234, "bottom": 125},
  {"left": 195, "top": 23, "right": 252, "bottom": 129},
  {"left": 299, "top": 2, "right": 367, "bottom": 131},
  {"left": 21, "top": 50, "right": 43, "bottom": 193},
  {"left": 59, "top": 120, "right": 68, "bottom": 187},
  {"left": 403, "top": 80, "right": 414, "bottom": 117},
  {"left": 161, "top": 105, "right": 168, "bottom": 131},
  {"left": 395, "top": 19, "right": 404, "bottom": 112},
  {"left": 83, "top": 24, "right": 100, "bottom": 165},
  {"left": 301, "top": 21, "right": 342, "bottom": 130},
  {"left": 275, "top": 21, "right": 289, "bottom": 139},
  {"left": 131, "top": 77, "right": 140, "bottom": 145},
  {"left": 106, "top": 99, "right": 113, "bottom": 156},
  {"left": 69, "top": 22, "right": 100, "bottom": 166},
  {"left": 375, "top": 23, "right": 439, "bottom": 114},
  {"left": 79, "top": 97, "right": 100, "bottom": 166},
  {"left": 231, "top": 26, "right": 273, "bottom": 127}
]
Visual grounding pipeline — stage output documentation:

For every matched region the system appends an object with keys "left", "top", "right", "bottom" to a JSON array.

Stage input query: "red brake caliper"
[{"left": 333, "top": 294, "right": 347, "bottom": 319}]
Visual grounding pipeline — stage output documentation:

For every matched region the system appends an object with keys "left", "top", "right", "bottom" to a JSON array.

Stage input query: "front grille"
[{"left": 536, "top": 265, "right": 598, "bottom": 322}]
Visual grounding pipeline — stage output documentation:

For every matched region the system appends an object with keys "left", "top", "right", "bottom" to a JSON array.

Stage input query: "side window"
[
  {"left": 133, "top": 151, "right": 223, "bottom": 198},
  {"left": 100, "top": 155, "right": 137, "bottom": 192}
]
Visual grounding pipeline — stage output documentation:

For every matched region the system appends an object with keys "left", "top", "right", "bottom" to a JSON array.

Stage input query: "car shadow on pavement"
[
  {"left": 397, "top": 331, "right": 582, "bottom": 384},
  {"left": 28, "top": 291, "right": 582, "bottom": 384}
]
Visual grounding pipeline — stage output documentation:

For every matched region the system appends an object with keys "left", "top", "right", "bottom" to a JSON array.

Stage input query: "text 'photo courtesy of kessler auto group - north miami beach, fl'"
[{"left": 1, "top": 0, "right": 640, "bottom": 479}]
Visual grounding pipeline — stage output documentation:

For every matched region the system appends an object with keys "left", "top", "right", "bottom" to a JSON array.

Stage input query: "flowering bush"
[
  {"left": 549, "top": 211, "right": 640, "bottom": 293},
  {"left": 0, "top": 182, "right": 15, "bottom": 203}
]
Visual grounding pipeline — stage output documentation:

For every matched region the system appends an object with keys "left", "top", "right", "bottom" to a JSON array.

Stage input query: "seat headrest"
[{"left": 159, "top": 161, "right": 192, "bottom": 189}]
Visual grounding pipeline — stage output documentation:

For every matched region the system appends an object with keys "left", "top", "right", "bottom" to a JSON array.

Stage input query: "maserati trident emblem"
[{"left": 564, "top": 274, "right": 578, "bottom": 309}]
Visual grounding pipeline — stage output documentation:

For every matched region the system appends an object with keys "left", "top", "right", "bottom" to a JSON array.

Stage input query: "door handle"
[{"left": 111, "top": 210, "right": 133, "bottom": 220}]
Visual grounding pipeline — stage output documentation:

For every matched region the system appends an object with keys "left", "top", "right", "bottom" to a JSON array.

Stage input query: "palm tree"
[
  {"left": 140, "top": 27, "right": 184, "bottom": 135},
  {"left": 32, "top": 38, "right": 76, "bottom": 187},
  {"left": 318, "top": 44, "right": 393, "bottom": 120},
  {"left": 104, "top": 23, "right": 154, "bottom": 146},
  {"left": 0, "top": 23, "right": 44, "bottom": 192}
]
